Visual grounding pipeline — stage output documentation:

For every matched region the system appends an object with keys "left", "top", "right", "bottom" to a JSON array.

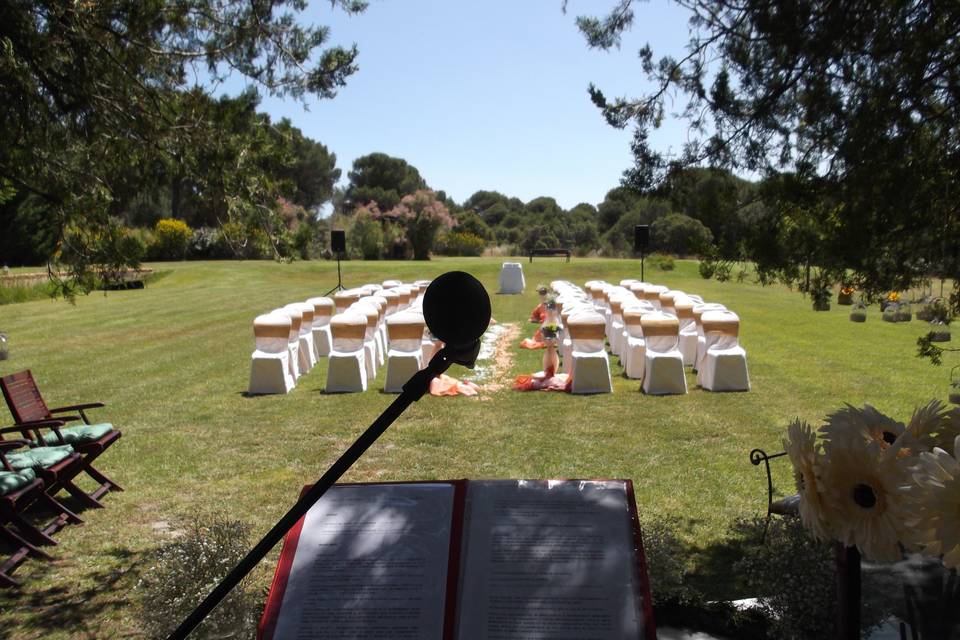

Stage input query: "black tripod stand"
[{"left": 323, "top": 252, "right": 345, "bottom": 296}]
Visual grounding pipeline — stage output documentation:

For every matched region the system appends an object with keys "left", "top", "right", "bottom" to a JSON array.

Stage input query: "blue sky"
[{"left": 216, "top": 1, "right": 694, "bottom": 210}]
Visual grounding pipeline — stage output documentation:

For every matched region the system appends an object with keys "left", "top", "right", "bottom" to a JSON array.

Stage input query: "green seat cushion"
[
  {"left": 40, "top": 422, "right": 114, "bottom": 446},
  {"left": 5, "top": 445, "right": 75, "bottom": 471},
  {"left": 0, "top": 468, "right": 37, "bottom": 496}
]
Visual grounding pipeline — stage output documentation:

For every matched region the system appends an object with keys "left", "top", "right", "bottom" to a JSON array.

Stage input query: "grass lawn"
[{"left": 0, "top": 257, "right": 951, "bottom": 638}]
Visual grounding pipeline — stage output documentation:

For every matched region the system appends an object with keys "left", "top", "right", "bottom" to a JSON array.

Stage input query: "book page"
[
  {"left": 271, "top": 483, "right": 454, "bottom": 640},
  {"left": 456, "top": 480, "right": 644, "bottom": 640}
]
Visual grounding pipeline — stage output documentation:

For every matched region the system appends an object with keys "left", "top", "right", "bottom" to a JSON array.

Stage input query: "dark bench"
[
  {"left": 528, "top": 248, "right": 571, "bottom": 263},
  {"left": 749, "top": 448, "right": 800, "bottom": 541}
]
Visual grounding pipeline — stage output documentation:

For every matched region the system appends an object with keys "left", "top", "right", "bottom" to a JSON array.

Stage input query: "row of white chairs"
[
  {"left": 548, "top": 279, "right": 750, "bottom": 394},
  {"left": 248, "top": 280, "right": 438, "bottom": 394}
]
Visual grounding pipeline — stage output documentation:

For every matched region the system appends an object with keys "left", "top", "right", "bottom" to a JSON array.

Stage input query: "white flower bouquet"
[{"left": 784, "top": 401, "right": 960, "bottom": 567}]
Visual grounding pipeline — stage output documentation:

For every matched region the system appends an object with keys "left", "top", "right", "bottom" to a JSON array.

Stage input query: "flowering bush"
[
  {"left": 443, "top": 231, "right": 486, "bottom": 257},
  {"left": 152, "top": 218, "right": 192, "bottom": 260},
  {"left": 136, "top": 512, "right": 258, "bottom": 638},
  {"left": 784, "top": 402, "right": 960, "bottom": 565},
  {"left": 387, "top": 190, "right": 455, "bottom": 260}
]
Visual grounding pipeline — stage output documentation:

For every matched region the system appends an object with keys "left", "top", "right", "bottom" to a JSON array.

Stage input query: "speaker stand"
[
  {"left": 640, "top": 250, "right": 645, "bottom": 282},
  {"left": 324, "top": 254, "right": 345, "bottom": 297}
]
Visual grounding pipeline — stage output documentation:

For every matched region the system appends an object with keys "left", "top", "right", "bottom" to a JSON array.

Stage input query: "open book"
[{"left": 259, "top": 480, "right": 656, "bottom": 640}]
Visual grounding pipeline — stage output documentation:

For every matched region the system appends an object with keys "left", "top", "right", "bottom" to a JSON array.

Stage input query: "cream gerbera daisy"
[
  {"left": 891, "top": 399, "right": 947, "bottom": 457},
  {"left": 905, "top": 435, "right": 960, "bottom": 569},
  {"left": 818, "top": 435, "right": 912, "bottom": 562},
  {"left": 819, "top": 404, "right": 906, "bottom": 456},
  {"left": 783, "top": 418, "right": 831, "bottom": 540}
]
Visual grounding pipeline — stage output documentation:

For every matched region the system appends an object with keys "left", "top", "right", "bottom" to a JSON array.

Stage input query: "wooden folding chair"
[
  {"left": 1, "top": 440, "right": 83, "bottom": 587},
  {"left": 1, "top": 370, "right": 122, "bottom": 504}
]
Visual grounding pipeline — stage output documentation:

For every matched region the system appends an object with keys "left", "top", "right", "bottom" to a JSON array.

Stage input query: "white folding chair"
[
  {"left": 383, "top": 312, "right": 426, "bottom": 392},
  {"left": 641, "top": 313, "right": 687, "bottom": 395},
  {"left": 306, "top": 297, "right": 334, "bottom": 357},
  {"left": 325, "top": 312, "right": 368, "bottom": 393},
  {"left": 285, "top": 302, "right": 317, "bottom": 372},
  {"left": 699, "top": 310, "right": 750, "bottom": 391},
  {"left": 248, "top": 314, "right": 296, "bottom": 394},
  {"left": 273, "top": 306, "right": 303, "bottom": 381},
  {"left": 693, "top": 303, "right": 727, "bottom": 372},
  {"left": 621, "top": 305, "right": 655, "bottom": 380},
  {"left": 349, "top": 301, "right": 380, "bottom": 381},
  {"left": 675, "top": 298, "right": 698, "bottom": 366},
  {"left": 567, "top": 312, "right": 612, "bottom": 394}
]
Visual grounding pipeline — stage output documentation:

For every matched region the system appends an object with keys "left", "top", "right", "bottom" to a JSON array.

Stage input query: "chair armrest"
[
  {"left": 749, "top": 448, "right": 788, "bottom": 512},
  {"left": 1, "top": 421, "right": 66, "bottom": 445},
  {"left": 49, "top": 403, "right": 104, "bottom": 424},
  {"left": 0, "top": 438, "right": 33, "bottom": 471},
  {"left": 0, "top": 439, "right": 31, "bottom": 451},
  {"left": 14, "top": 417, "right": 80, "bottom": 428},
  {"left": 49, "top": 402, "right": 105, "bottom": 413}
]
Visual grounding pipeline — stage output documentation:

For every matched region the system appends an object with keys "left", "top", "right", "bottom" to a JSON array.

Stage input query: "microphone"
[
  {"left": 168, "top": 272, "right": 491, "bottom": 640},
  {"left": 423, "top": 271, "right": 491, "bottom": 366}
]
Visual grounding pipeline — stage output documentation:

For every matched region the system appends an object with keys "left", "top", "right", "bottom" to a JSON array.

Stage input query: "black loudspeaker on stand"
[
  {"left": 324, "top": 230, "right": 347, "bottom": 296},
  {"left": 634, "top": 224, "right": 650, "bottom": 281},
  {"left": 167, "top": 272, "right": 492, "bottom": 640}
]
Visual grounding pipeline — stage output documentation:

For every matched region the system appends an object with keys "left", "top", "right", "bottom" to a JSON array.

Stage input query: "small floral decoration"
[
  {"left": 541, "top": 323, "right": 559, "bottom": 339},
  {"left": 785, "top": 401, "right": 960, "bottom": 565},
  {"left": 840, "top": 285, "right": 855, "bottom": 296},
  {"left": 887, "top": 291, "right": 901, "bottom": 302},
  {"left": 544, "top": 293, "right": 558, "bottom": 311},
  {"left": 536, "top": 284, "right": 549, "bottom": 296}
]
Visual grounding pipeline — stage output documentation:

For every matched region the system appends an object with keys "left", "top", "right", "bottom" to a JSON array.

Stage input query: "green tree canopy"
[
  {"left": 575, "top": 0, "right": 960, "bottom": 294},
  {"left": 345, "top": 153, "right": 427, "bottom": 212},
  {"left": 0, "top": 0, "right": 364, "bottom": 286}
]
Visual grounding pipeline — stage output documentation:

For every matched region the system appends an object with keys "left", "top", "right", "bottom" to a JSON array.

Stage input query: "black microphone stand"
[{"left": 167, "top": 341, "right": 480, "bottom": 640}]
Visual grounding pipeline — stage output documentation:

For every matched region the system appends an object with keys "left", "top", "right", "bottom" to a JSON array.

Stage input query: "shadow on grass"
[{"left": 0, "top": 545, "right": 143, "bottom": 639}]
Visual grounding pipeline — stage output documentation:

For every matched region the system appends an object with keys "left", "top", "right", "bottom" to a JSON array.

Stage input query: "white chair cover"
[
  {"left": 384, "top": 312, "right": 426, "bottom": 392},
  {"left": 350, "top": 300, "right": 381, "bottom": 381},
  {"left": 273, "top": 307, "right": 303, "bottom": 380},
  {"left": 326, "top": 311, "right": 368, "bottom": 393},
  {"left": 641, "top": 313, "right": 687, "bottom": 395},
  {"left": 699, "top": 310, "right": 750, "bottom": 391},
  {"left": 285, "top": 302, "right": 317, "bottom": 371},
  {"left": 248, "top": 314, "right": 295, "bottom": 394},
  {"left": 306, "top": 296, "right": 334, "bottom": 357},
  {"left": 567, "top": 311, "right": 612, "bottom": 394},
  {"left": 693, "top": 303, "right": 727, "bottom": 372}
]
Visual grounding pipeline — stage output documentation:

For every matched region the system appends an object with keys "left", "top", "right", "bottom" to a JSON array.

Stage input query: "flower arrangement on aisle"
[
  {"left": 783, "top": 401, "right": 960, "bottom": 566},
  {"left": 838, "top": 285, "right": 855, "bottom": 305}
]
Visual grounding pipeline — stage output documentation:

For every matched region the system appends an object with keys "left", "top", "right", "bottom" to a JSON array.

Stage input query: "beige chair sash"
[
  {"left": 641, "top": 315, "right": 679, "bottom": 337},
  {"left": 330, "top": 314, "right": 367, "bottom": 341},
  {"left": 334, "top": 291, "right": 361, "bottom": 312},
  {"left": 388, "top": 320, "right": 426, "bottom": 341},
  {"left": 566, "top": 319, "right": 606, "bottom": 340},
  {"left": 253, "top": 315, "right": 291, "bottom": 339},
  {"left": 675, "top": 301, "right": 694, "bottom": 320},
  {"left": 702, "top": 316, "right": 739, "bottom": 337}
]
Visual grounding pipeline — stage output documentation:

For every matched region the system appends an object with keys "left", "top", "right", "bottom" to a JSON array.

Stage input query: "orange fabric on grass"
[{"left": 429, "top": 374, "right": 480, "bottom": 397}]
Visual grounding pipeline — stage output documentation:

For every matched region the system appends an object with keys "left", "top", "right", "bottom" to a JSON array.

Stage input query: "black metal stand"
[
  {"left": 166, "top": 343, "right": 478, "bottom": 640},
  {"left": 640, "top": 250, "right": 646, "bottom": 282},
  {"left": 836, "top": 543, "right": 861, "bottom": 640},
  {"left": 323, "top": 254, "right": 345, "bottom": 296}
]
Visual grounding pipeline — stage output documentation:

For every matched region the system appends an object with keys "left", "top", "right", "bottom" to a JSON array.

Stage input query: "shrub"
[
  {"left": 648, "top": 253, "right": 675, "bottom": 271},
  {"left": 444, "top": 231, "right": 486, "bottom": 256},
  {"left": 698, "top": 258, "right": 716, "bottom": 279},
  {"left": 651, "top": 212, "right": 713, "bottom": 255},
  {"left": 136, "top": 512, "right": 258, "bottom": 639},
  {"left": 152, "top": 218, "right": 192, "bottom": 260}
]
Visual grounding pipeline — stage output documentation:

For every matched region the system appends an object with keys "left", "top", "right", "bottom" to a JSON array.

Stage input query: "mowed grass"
[{"left": 0, "top": 257, "right": 950, "bottom": 637}]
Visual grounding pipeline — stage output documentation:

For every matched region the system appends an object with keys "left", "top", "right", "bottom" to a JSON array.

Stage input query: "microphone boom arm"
[{"left": 167, "top": 342, "right": 478, "bottom": 640}]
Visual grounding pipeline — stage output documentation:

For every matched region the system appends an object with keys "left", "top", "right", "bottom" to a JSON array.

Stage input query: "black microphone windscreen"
[{"left": 422, "top": 271, "right": 491, "bottom": 348}]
